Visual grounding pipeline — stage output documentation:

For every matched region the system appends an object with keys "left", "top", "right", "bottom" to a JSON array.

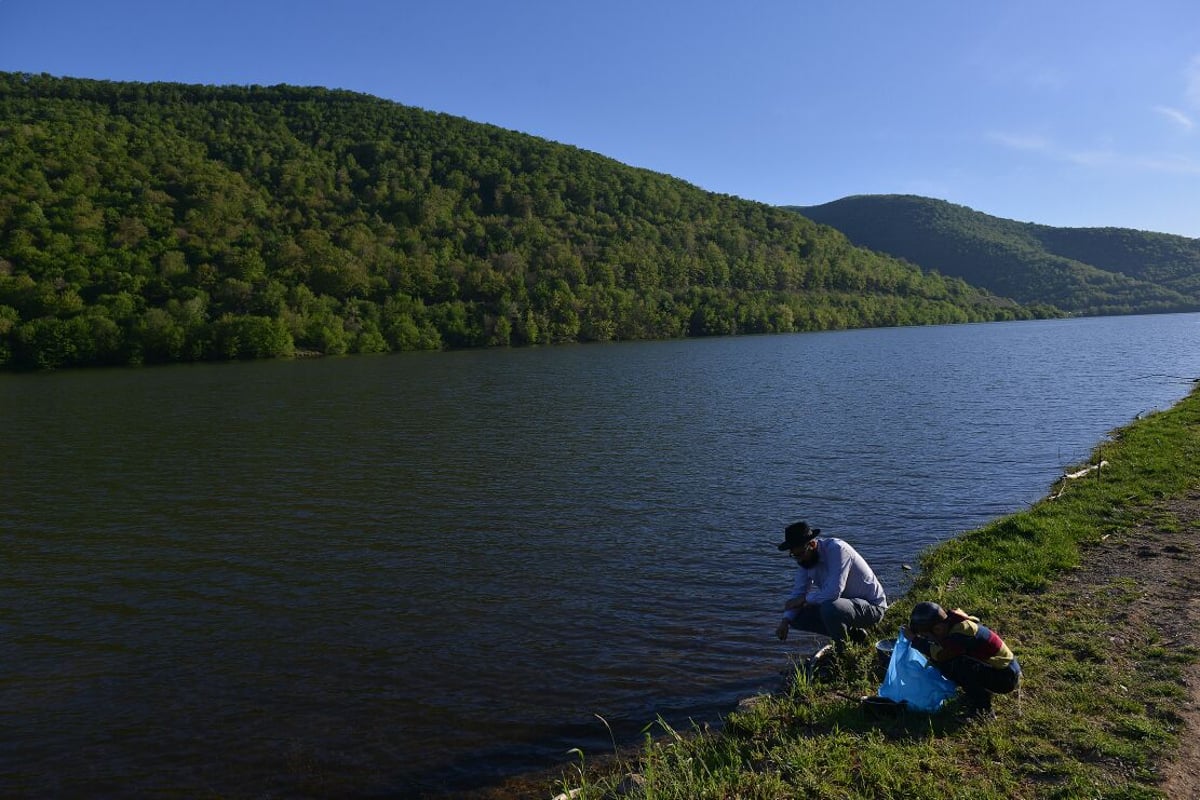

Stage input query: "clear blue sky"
[{"left": 3, "top": 1, "right": 1199, "bottom": 238}]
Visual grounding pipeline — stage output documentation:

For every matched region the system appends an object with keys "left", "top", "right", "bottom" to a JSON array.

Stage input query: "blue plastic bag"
[{"left": 877, "top": 630, "right": 958, "bottom": 712}]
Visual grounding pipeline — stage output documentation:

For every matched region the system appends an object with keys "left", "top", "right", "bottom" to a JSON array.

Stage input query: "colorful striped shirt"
[{"left": 925, "top": 610, "right": 1015, "bottom": 670}]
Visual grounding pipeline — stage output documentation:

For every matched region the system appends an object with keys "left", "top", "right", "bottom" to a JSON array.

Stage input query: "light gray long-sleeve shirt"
[{"left": 783, "top": 536, "right": 887, "bottom": 621}]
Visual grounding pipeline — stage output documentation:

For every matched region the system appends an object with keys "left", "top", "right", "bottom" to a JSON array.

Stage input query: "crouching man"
[{"left": 774, "top": 521, "right": 888, "bottom": 649}]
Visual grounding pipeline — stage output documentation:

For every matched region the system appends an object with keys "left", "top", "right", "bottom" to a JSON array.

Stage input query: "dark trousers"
[
  {"left": 935, "top": 657, "right": 1021, "bottom": 708},
  {"left": 786, "top": 598, "right": 886, "bottom": 644}
]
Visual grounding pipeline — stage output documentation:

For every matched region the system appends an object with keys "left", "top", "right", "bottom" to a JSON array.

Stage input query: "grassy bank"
[{"left": 556, "top": 385, "right": 1200, "bottom": 799}]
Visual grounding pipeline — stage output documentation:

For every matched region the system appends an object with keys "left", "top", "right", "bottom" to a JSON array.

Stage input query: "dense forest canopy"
[
  {"left": 792, "top": 195, "right": 1200, "bottom": 316},
  {"left": 0, "top": 73, "right": 1044, "bottom": 370}
]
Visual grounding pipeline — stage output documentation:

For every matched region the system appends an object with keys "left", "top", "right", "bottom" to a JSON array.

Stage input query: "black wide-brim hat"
[{"left": 777, "top": 520, "right": 821, "bottom": 550}]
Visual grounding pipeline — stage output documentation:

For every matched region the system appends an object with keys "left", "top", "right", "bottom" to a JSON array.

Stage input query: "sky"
[{"left": 2, "top": 1, "right": 1199, "bottom": 238}]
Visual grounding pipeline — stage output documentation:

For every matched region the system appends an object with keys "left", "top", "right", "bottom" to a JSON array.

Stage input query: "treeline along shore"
[
  {"left": 527, "top": 386, "right": 1200, "bottom": 799},
  {"left": 8, "top": 74, "right": 1200, "bottom": 374},
  {"left": 0, "top": 72, "right": 1057, "bottom": 371}
]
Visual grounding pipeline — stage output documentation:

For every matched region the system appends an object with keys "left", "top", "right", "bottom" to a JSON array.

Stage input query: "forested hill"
[
  {"left": 0, "top": 73, "right": 1043, "bottom": 370},
  {"left": 790, "top": 195, "right": 1200, "bottom": 316}
]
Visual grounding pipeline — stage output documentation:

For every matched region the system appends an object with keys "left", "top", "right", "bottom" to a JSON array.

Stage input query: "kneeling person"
[{"left": 907, "top": 601, "right": 1021, "bottom": 718}]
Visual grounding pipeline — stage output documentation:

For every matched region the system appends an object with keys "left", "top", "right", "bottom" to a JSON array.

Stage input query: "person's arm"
[
  {"left": 782, "top": 569, "right": 809, "bottom": 621},
  {"left": 776, "top": 570, "right": 809, "bottom": 640}
]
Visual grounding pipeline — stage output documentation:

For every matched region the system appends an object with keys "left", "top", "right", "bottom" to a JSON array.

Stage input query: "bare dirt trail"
[{"left": 1061, "top": 491, "right": 1200, "bottom": 798}]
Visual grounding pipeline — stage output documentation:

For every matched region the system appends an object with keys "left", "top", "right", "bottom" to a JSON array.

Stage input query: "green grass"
[{"left": 554, "top": 386, "right": 1200, "bottom": 799}]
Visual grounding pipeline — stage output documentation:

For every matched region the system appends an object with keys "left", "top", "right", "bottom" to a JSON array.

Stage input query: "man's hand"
[{"left": 776, "top": 619, "right": 790, "bottom": 641}]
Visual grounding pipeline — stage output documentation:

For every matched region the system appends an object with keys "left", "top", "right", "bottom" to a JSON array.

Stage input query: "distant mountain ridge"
[{"left": 788, "top": 195, "right": 1200, "bottom": 316}]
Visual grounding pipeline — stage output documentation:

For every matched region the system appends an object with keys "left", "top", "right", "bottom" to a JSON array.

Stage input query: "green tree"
[{"left": 0, "top": 72, "right": 1055, "bottom": 372}]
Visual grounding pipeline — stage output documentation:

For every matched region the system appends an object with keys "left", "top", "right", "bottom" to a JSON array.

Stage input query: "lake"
[{"left": 3, "top": 314, "right": 1199, "bottom": 797}]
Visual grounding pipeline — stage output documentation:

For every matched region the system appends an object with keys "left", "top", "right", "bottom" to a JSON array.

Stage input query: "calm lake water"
[{"left": 3, "top": 314, "right": 1200, "bottom": 798}]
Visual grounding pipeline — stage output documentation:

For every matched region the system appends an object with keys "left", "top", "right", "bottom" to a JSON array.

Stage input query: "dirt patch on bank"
[{"left": 1060, "top": 490, "right": 1200, "bottom": 798}]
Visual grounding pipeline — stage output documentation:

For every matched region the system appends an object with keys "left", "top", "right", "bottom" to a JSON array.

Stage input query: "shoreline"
[{"left": 486, "top": 385, "right": 1200, "bottom": 798}]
